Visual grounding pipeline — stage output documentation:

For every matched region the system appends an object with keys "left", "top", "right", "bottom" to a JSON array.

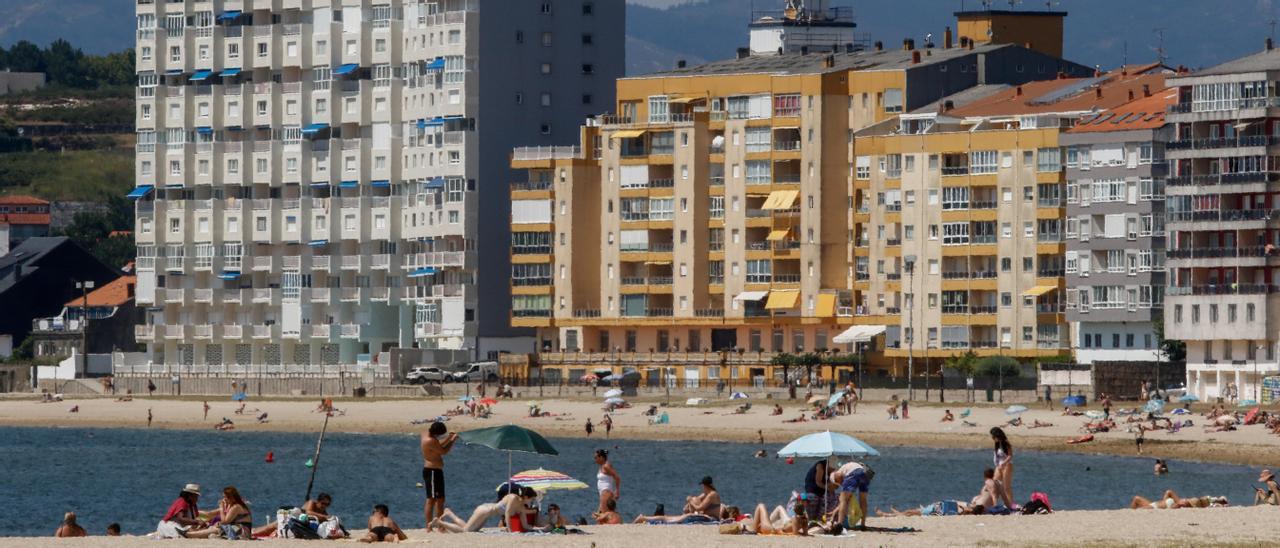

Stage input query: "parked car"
[
  {"left": 405, "top": 366, "right": 449, "bottom": 384},
  {"left": 450, "top": 361, "right": 500, "bottom": 383}
]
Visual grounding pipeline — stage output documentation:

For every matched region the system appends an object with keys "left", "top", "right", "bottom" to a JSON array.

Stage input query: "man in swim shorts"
[{"left": 360, "top": 504, "right": 406, "bottom": 543}]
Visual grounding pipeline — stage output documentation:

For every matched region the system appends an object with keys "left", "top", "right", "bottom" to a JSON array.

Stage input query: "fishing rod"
[{"left": 304, "top": 411, "right": 331, "bottom": 502}]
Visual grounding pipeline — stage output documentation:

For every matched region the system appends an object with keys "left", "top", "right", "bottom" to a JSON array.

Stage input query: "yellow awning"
[
  {"left": 612, "top": 129, "right": 647, "bottom": 139},
  {"left": 1022, "top": 285, "right": 1057, "bottom": 297},
  {"left": 762, "top": 190, "right": 799, "bottom": 210},
  {"left": 815, "top": 294, "right": 837, "bottom": 318},
  {"left": 765, "top": 290, "right": 800, "bottom": 310},
  {"left": 669, "top": 97, "right": 701, "bottom": 104},
  {"left": 766, "top": 229, "right": 791, "bottom": 241},
  {"left": 645, "top": 261, "right": 672, "bottom": 266}
]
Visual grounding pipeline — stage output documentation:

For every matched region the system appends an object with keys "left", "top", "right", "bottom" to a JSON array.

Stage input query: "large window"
[
  {"left": 648, "top": 198, "right": 673, "bottom": 221},
  {"left": 942, "top": 187, "right": 969, "bottom": 210},
  {"left": 647, "top": 95, "right": 669, "bottom": 123},
  {"left": 883, "top": 88, "right": 903, "bottom": 113},
  {"left": 1037, "top": 147, "right": 1061, "bottom": 172},
  {"left": 942, "top": 222, "right": 970, "bottom": 245},
  {"left": 746, "top": 260, "right": 771, "bottom": 283},
  {"left": 969, "top": 150, "right": 998, "bottom": 174},
  {"left": 773, "top": 94, "right": 801, "bottom": 117},
  {"left": 443, "top": 55, "right": 466, "bottom": 84},
  {"left": 511, "top": 263, "right": 552, "bottom": 286},
  {"left": 745, "top": 127, "right": 771, "bottom": 153},
  {"left": 745, "top": 160, "right": 771, "bottom": 185}
]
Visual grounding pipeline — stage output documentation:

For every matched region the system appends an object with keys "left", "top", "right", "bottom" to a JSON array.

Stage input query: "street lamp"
[
  {"left": 1256, "top": 344, "right": 1264, "bottom": 403},
  {"left": 904, "top": 255, "right": 917, "bottom": 401},
  {"left": 74, "top": 280, "right": 95, "bottom": 355}
]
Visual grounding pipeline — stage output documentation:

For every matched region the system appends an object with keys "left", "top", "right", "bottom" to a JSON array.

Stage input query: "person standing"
[
  {"left": 203, "top": 401, "right": 211, "bottom": 421},
  {"left": 1044, "top": 385, "right": 1052, "bottom": 410},
  {"left": 901, "top": 399, "right": 909, "bottom": 419},
  {"left": 602, "top": 414, "right": 613, "bottom": 439},
  {"left": 990, "top": 427, "right": 1014, "bottom": 505},
  {"left": 594, "top": 449, "right": 621, "bottom": 513},
  {"left": 585, "top": 418, "right": 594, "bottom": 437},
  {"left": 830, "top": 462, "right": 873, "bottom": 530},
  {"left": 421, "top": 421, "right": 458, "bottom": 530},
  {"left": 147, "top": 408, "right": 153, "bottom": 428}
]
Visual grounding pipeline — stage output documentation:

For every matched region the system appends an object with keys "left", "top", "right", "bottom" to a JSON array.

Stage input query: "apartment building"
[
  {"left": 1062, "top": 85, "right": 1173, "bottom": 364},
  {"left": 508, "top": 9, "right": 1094, "bottom": 383},
  {"left": 852, "top": 67, "right": 1166, "bottom": 372},
  {"left": 131, "top": 0, "right": 622, "bottom": 374},
  {"left": 1165, "top": 44, "right": 1280, "bottom": 401}
]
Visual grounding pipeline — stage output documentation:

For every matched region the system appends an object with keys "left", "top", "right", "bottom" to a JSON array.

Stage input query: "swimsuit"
[
  {"left": 597, "top": 468, "right": 616, "bottom": 495},
  {"left": 423, "top": 467, "right": 445, "bottom": 499},
  {"left": 369, "top": 526, "right": 394, "bottom": 541}
]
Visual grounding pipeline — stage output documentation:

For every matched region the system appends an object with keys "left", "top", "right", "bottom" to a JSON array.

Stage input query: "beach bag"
[
  {"left": 316, "top": 517, "right": 347, "bottom": 539},
  {"left": 284, "top": 517, "right": 322, "bottom": 539},
  {"left": 1026, "top": 491, "right": 1052, "bottom": 513},
  {"left": 154, "top": 520, "right": 187, "bottom": 539}
]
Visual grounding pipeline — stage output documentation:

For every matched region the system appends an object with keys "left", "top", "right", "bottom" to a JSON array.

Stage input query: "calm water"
[{"left": 0, "top": 427, "right": 1259, "bottom": 536}]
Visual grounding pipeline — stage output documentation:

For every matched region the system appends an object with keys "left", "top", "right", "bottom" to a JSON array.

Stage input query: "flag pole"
[{"left": 304, "top": 412, "right": 331, "bottom": 502}]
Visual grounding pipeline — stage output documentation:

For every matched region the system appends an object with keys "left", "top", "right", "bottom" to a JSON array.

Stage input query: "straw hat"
[
  {"left": 182, "top": 483, "right": 202, "bottom": 496},
  {"left": 1259, "top": 469, "right": 1275, "bottom": 483}
]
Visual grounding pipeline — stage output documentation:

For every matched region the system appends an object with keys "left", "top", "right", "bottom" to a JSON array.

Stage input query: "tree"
[
  {"left": 1152, "top": 317, "right": 1185, "bottom": 363},
  {"left": 976, "top": 356, "right": 1020, "bottom": 379},
  {"left": 5, "top": 40, "right": 45, "bottom": 73},
  {"left": 58, "top": 196, "right": 135, "bottom": 269},
  {"left": 44, "top": 39, "right": 86, "bottom": 88},
  {"left": 945, "top": 350, "right": 979, "bottom": 378}
]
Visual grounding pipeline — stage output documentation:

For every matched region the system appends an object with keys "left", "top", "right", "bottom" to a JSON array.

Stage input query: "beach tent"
[
  {"left": 604, "top": 397, "right": 626, "bottom": 405},
  {"left": 1005, "top": 405, "right": 1028, "bottom": 415}
]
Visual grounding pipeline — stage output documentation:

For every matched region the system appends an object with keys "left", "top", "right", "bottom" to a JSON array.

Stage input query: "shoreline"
[{"left": 1, "top": 396, "right": 1276, "bottom": 466}]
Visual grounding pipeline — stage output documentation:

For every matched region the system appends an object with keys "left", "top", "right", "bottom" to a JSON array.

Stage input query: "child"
[{"left": 359, "top": 504, "right": 406, "bottom": 543}]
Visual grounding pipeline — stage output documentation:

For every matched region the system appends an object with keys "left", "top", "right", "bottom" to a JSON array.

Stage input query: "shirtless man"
[
  {"left": 421, "top": 421, "right": 458, "bottom": 530},
  {"left": 359, "top": 504, "right": 407, "bottom": 543},
  {"left": 54, "top": 512, "right": 87, "bottom": 537},
  {"left": 970, "top": 468, "right": 1013, "bottom": 510}
]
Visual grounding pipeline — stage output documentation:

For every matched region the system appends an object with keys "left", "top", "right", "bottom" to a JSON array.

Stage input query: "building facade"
[
  {"left": 1165, "top": 45, "right": 1280, "bottom": 401},
  {"left": 508, "top": 10, "right": 1095, "bottom": 383},
  {"left": 131, "top": 0, "right": 623, "bottom": 374},
  {"left": 1063, "top": 86, "right": 1173, "bottom": 364},
  {"left": 31, "top": 275, "right": 144, "bottom": 361},
  {"left": 0, "top": 196, "right": 52, "bottom": 255}
]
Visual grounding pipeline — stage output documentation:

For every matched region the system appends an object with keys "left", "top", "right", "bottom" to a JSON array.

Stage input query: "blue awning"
[
  {"left": 442, "top": 115, "right": 464, "bottom": 120},
  {"left": 371, "top": 180, "right": 391, "bottom": 188},
  {"left": 220, "top": 67, "right": 242, "bottom": 77},
  {"left": 424, "top": 177, "right": 446, "bottom": 189},
  {"left": 217, "top": 10, "right": 242, "bottom": 21},
  {"left": 425, "top": 58, "right": 445, "bottom": 70},
  {"left": 217, "top": 271, "right": 241, "bottom": 280},
  {"left": 196, "top": 127, "right": 214, "bottom": 135},
  {"left": 408, "top": 267, "right": 438, "bottom": 278},
  {"left": 126, "top": 185, "right": 155, "bottom": 199},
  {"left": 334, "top": 63, "right": 359, "bottom": 75},
  {"left": 190, "top": 70, "right": 213, "bottom": 81},
  {"left": 416, "top": 119, "right": 427, "bottom": 130},
  {"left": 425, "top": 117, "right": 444, "bottom": 127},
  {"left": 164, "top": 183, "right": 185, "bottom": 189},
  {"left": 308, "top": 240, "right": 328, "bottom": 247},
  {"left": 302, "top": 123, "right": 329, "bottom": 135},
  {"left": 339, "top": 181, "right": 359, "bottom": 189}
]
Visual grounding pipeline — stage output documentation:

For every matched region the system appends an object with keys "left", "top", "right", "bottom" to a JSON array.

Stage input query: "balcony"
[
  {"left": 340, "top": 256, "right": 362, "bottom": 270},
  {"left": 309, "top": 288, "right": 331, "bottom": 302},
  {"left": 252, "top": 256, "right": 273, "bottom": 271},
  {"left": 193, "top": 325, "right": 214, "bottom": 339},
  {"left": 164, "top": 288, "right": 185, "bottom": 304},
  {"left": 1166, "top": 284, "right": 1279, "bottom": 296},
  {"left": 1167, "top": 172, "right": 1279, "bottom": 187},
  {"left": 282, "top": 255, "right": 301, "bottom": 269},
  {"left": 1165, "top": 135, "right": 1277, "bottom": 150},
  {"left": 193, "top": 289, "right": 213, "bottom": 303},
  {"left": 312, "top": 255, "right": 331, "bottom": 270},
  {"left": 1168, "top": 246, "right": 1269, "bottom": 260},
  {"left": 511, "top": 146, "right": 581, "bottom": 161},
  {"left": 774, "top": 140, "right": 801, "bottom": 152},
  {"left": 340, "top": 287, "right": 361, "bottom": 301},
  {"left": 252, "top": 325, "right": 273, "bottom": 339},
  {"left": 340, "top": 324, "right": 361, "bottom": 338},
  {"left": 369, "top": 287, "right": 390, "bottom": 301},
  {"left": 223, "top": 325, "right": 243, "bottom": 339},
  {"left": 1168, "top": 209, "right": 1280, "bottom": 224},
  {"left": 134, "top": 324, "right": 155, "bottom": 341},
  {"left": 252, "top": 288, "right": 272, "bottom": 303},
  {"left": 165, "top": 325, "right": 185, "bottom": 339},
  {"left": 370, "top": 254, "right": 391, "bottom": 270},
  {"left": 310, "top": 324, "right": 331, "bottom": 339},
  {"left": 511, "top": 180, "right": 554, "bottom": 192}
]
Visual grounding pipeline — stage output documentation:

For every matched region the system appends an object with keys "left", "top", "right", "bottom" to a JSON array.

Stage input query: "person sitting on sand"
[
  {"left": 683, "top": 476, "right": 723, "bottom": 517},
  {"left": 358, "top": 504, "right": 407, "bottom": 543},
  {"left": 154, "top": 484, "right": 205, "bottom": 539},
  {"left": 970, "top": 468, "right": 1013, "bottom": 512},
  {"left": 1005, "top": 417, "right": 1023, "bottom": 427},
  {"left": 941, "top": 410, "right": 955, "bottom": 422},
  {"left": 1254, "top": 469, "right": 1280, "bottom": 506},
  {"left": 1027, "top": 420, "right": 1054, "bottom": 428},
  {"left": 257, "top": 412, "right": 269, "bottom": 424},
  {"left": 771, "top": 404, "right": 784, "bottom": 416},
  {"left": 643, "top": 405, "right": 659, "bottom": 417},
  {"left": 593, "top": 499, "right": 624, "bottom": 525},
  {"left": 215, "top": 417, "right": 235, "bottom": 431},
  {"left": 535, "top": 503, "right": 568, "bottom": 531},
  {"left": 54, "top": 512, "right": 87, "bottom": 537},
  {"left": 105, "top": 523, "right": 121, "bottom": 536},
  {"left": 886, "top": 404, "right": 899, "bottom": 420},
  {"left": 430, "top": 487, "right": 537, "bottom": 533}
]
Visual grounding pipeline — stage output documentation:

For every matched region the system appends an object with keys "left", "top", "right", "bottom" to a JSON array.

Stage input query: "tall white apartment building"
[{"left": 131, "top": 0, "right": 623, "bottom": 372}]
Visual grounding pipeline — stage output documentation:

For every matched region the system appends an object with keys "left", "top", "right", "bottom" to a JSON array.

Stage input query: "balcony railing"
[
  {"left": 1165, "top": 135, "right": 1278, "bottom": 150},
  {"left": 1166, "top": 284, "right": 1279, "bottom": 296},
  {"left": 1168, "top": 209, "right": 1280, "bottom": 223},
  {"left": 1168, "top": 245, "right": 1268, "bottom": 259},
  {"left": 1167, "top": 172, "right": 1280, "bottom": 187},
  {"left": 511, "top": 180, "right": 553, "bottom": 192},
  {"left": 512, "top": 146, "right": 581, "bottom": 161}
]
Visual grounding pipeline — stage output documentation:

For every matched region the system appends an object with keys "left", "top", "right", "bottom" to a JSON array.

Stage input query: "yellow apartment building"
[{"left": 507, "top": 10, "right": 1094, "bottom": 385}]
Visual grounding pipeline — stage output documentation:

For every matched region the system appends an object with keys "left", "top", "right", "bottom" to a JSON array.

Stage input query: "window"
[
  {"left": 970, "top": 150, "right": 998, "bottom": 174},
  {"left": 541, "top": 32, "right": 553, "bottom": 47},
  {"left": 883, "top": 88, "right": 903, "bottom": 113},
  {"left": 773, "top": 94, "right": 801, "bottom": 117},
  {"left": 942, "top": 222, "right": 969, "bottom": 245}
]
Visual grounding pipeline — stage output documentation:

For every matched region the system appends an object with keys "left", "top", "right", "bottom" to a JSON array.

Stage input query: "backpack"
[
  {"left": 284, "top": 517, "right": 321, "bottom": 539},
  {"left": 1022, "top": 492, "right": 1052, "bottom": 514}
]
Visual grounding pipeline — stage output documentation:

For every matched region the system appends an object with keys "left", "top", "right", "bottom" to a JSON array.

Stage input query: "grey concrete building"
[{"left": 1063, "top": 81, "right": 1172, "bottom": 365}]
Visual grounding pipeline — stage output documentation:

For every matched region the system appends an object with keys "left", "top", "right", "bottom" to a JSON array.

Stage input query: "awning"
[
  {"left": 644, "top": 261, "right": 671, "bottom": 266},
  {"left": 426, "top": 117, "right": 446, "bottom": 126},
  {"left": 408, "top": 267, "right": 438, "bottom": 278},
  {"left": 220, "top": 67, "right": 242, "bottom": 77},
  {"left": 339, "top": 181, "right": 359, "bottom": 189},
  {"left": 424, "top": 177, "right": 446, "bottom": 189},
  {"left": 815, "top": 294, "right": 837, "bottom": 318},
  {"left": 371, "top": 180, "right": 391, "bottom": 188},
  {"left": 766, "top": 228, "right": 791, "bottom": 241},
  {"left": 611, "top": 129, "right": 647, "bottom": 139},
  {"left": 425, "top": 58, "right": 446, "bottom": 70},
  {"left": 302, "top": 123, "right": 329, "bottom": 135},
  {"left": 334, "top": 63, "right": 359, "bottom": 75},
  {"left": 732, "top": 291, "right": 769, "bottom": 303},
  {"left": 126, "top": 185, "right": 155, "bottom": 199},
  {"left": 764, "top": 290, "right": 800, "bottom": 310},
  {"left": 762, "top": 190, "right": 799, "bottom": 210},
  {"left": 308, "top": 240, "right": 328, "bottom": 247},
  {"left": 217, "top": 10, "right": 242, "bottom": 21},
  {"left": 669, "top": 97, "right": 700, "bottom": 104},
  {"left": 1022, "top": 285, "right": 1058, "bottom": 297},
  {"left": 165, "top": 69, "right": 183, "bottom": 75},
  {"left": 833, "top": 325, "right": 888, "bottom": 344},
  {"left": 217, "top": 271, "right": 241, "bottom": 280},
  {"left": 190, "top": 70, "right": 214, "bottom": 81},
  {"left": 196, "top": 127, "right": 213, "bottom": 135},
  {"left": 309, "top": 182, "right": 330, "bottom": 188}
]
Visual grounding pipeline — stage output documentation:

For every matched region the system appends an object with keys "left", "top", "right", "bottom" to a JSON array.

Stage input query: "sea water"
[{"left": 0, "top": 426, "right": 1257, "bottom": 536}]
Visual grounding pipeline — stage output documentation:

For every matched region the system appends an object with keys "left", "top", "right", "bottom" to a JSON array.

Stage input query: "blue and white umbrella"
[
  {"left": 730, "top": 392, "right": 749, "bottom": 400},
  {"left": 1178, "top": 394, "right": 1200, "bottom": 403},
  {"left": 1005, "top": 405, "right": 1028, "bottom": 415},
  {"left": 777, "top": 431, "right": 880, "bottom": 459},
  {"left": 1144, "top": 399, "right": 1166, "bottom": 414},
  {"left": 828, "top": 390, "right": 848, "bottom": 408}
]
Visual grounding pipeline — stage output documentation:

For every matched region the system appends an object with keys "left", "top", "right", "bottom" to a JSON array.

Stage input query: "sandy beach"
[
  {"left": 0, "top": 506, "right": 1273, "bottom": 547},
  {"left": 0, "top": 394, "right": 1277, "bottom": 466}
]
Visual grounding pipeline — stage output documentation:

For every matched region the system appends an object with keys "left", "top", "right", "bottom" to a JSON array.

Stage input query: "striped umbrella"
[{"left": 504, "top": 468, "right": 589, "bottom": 492}]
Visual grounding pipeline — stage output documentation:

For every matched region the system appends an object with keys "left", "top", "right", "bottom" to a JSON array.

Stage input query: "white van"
[{"left": 450, "top": 361, "right": 500, "bottom": 383}]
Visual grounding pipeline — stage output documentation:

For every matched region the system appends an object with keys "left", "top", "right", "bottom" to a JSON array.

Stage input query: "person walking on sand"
[
  {"left": 594, "top": 449, "right": 621, "bottom": 513},
  {"left": 990, "top": 427, "right": 1015, "bottom": 505},
  {"left": 602, "top": 414, "right": 613, "bottom": 439},
  {"left": 203, "top": 401, "right": 210, "bottom": 421},
  {"left": 585, "top": 418, "right": 594, "bottom": 437},
  {"left": 147, "top": 408, "right": 153, "bottom": 428},
  {"left": 901, "top": 399, "right": 909, "bottom": 419},
  {"left": 421, "top": 421, "right": 458, "bottom": 530}
]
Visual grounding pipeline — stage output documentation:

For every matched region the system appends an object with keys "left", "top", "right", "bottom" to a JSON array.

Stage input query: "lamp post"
[
  {"left": 75, "top": 280, "right": 95, "bottom": 365},
  {"left": 1256, "top": 344, "right": 1264, "bottom": 403},
  {"left": 904, "top": 255, "right": 917, "bottom": 401}
]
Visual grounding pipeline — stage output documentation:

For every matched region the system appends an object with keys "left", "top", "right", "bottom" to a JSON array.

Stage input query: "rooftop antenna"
[
  {"left": 1153, "top": 28, "right": 1166, "bottom": 66},
  {"left": 1007, "top": 0, "right": 1022, "bottom": 9},
  {"left": 1122, "top": 41, "right": 1127, "bottom": 69},
  {"left": 1271, "top": 19, "right": 1278, "bottom": 42}
]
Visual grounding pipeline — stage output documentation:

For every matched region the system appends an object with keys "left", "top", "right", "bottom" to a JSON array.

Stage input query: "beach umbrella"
[
  {"left": 1244, "top": 407, "right": 1261, "bottom": 424},
  {"left": 731, "top": 392, "right": 750, "bottom": 400},
  {"left": 1084, "top": 410, "right": 1106, "bottom": 420},
  {"left": 480, "top": 398, "right": 498, "bottom": 406},
  {"left": 1144, "top": 399, "right": 1165, "bottom": 414},
  {"left": 603, "top": 388, "right": 623, "bottom": 399},
  {"left": 1062, "top": 395, "right": 1086, "bottom": 407},
  {"left": 777, "top": 431, "right": 880, "bottom": 459},
  {"left": 505, "top": 469, "right": 589, "bottom": 492},
  {"left": 603, "top": 374, "right": 625, "bottom": 382},
  {"left": 828, "top": 390, "right": 847, "bottom": 408},
  {"left": 458, "top": 395, "right": 475, "bottom": 402},
  {"left": 459, "top": 425, "right": 559, "bottom": 479},
  {"left": 604, "top": 397, "right": 626, "bottom": 405},
  {"left": 1178, "top": 394, "right": 1200, "bottom": 403},
  {"left": 807, "top": 395, "right": 826, "bottom": 405},
  {"left": 1005, "top": 405, "right": 1028, "bottom": 415},
  {"left": 579, "top": 374, "right": 598, "bottom": 383}
]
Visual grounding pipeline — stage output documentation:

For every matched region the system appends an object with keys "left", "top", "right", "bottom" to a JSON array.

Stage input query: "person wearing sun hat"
[
  {"left": 152, "top": 484, "right": 205, "bottom": 538},
  {"left": 1255, "top": 469, "right": 1279, "bottom": 505}
]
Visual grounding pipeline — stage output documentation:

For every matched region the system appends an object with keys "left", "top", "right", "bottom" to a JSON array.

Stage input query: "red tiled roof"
[
  {"left": 947, "top": 65, "right": 1169, "bottom": 118},
  {"left": 0, "top": 213, "right": 51, "bottom": 225},
  {"left": 0, "top": 195, "right": 49, "bottom": 206},
  {"left": 64, "top": 275, "right": 136, "bottom": 308},
  {"left": 108, "top": 230, "right": 133, "bottom": 238},
  {"left": 1068, "top": 87, "right": 1177, "bottom": 133}
]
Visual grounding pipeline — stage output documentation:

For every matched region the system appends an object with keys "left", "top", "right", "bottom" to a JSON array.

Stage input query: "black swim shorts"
[{"left": 423, "top": 467, "right": 445, "bottom": 499}]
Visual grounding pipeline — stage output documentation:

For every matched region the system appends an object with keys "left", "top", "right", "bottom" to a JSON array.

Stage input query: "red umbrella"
[
  {"left": 480, "top": 398, "right": 499, "bottom": 406},
  {"left": 1244, "top": 407, "right": 1260, "bottom": 425}
]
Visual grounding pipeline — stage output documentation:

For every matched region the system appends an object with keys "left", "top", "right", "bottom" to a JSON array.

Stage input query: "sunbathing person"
[
  {"left": 783, "top": 413, "right": 808, "bottom": 423},
  {"left": 1062, "top": 407, "right": 1083, "bottom": 416},
  {"left": 358, "top": 504, "right": 406, "bottom": 543},
  {"left": 633, "top": 505, "right": 736, "bottom": 525},
  {"left": 970, "top": 468, "right": 1013, "bottom": 512},
  {"left": 431, "top": 488, "right": 537, "bottom": 533},
  {"left": 771, "top": 404, "right": 784, "bottom": 416},
  {"left": 682, "top": 476, "right": 723, "bottom": 517},
  {"left": 737, "top": 503, "right": 806, "bottom": 535},
  {"left": 1027, "top": 420, "right": 1054, "bottom": 428},
  {"left": 54, "top": 512, "right": 87, "bottom": 537},
  {"left": 876, "top": 500, "right": 979, "bottom": 517},
  {"left": 1131, "top": 490, "right": 1228, "bottom": 509},
  {"left": 215, "top": 417, "right": 235, "bottom": 431}
]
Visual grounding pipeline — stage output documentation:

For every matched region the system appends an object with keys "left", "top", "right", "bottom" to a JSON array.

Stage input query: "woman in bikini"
[
  {"left": 430, "top": 487, "right": 537, "bottom": 533},
  {"left": 990, "top": 427, "right": 1014, "bottom": 504},
  {"left": 594, "top": 449, "right": 621, "bottom": 513}
]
